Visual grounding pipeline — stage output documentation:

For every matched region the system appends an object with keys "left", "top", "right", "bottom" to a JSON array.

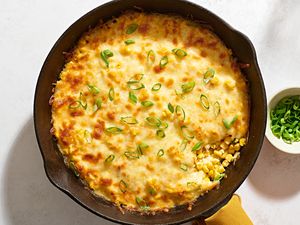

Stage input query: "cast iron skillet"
[{"left": 34, "top": 0, "right": 266, "bottom": 224}]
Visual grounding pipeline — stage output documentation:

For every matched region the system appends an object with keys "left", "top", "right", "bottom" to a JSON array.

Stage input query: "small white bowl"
[{"left": 266, "top": 87, "right": 300, "bottom": 154}]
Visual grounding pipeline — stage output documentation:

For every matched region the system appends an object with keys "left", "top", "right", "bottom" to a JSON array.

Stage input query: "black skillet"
[{"left": 34, "top": 0, "right": 266, "bottom": 224}]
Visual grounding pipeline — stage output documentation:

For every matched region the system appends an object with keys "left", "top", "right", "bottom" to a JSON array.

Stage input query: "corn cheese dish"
[{"left": 50, "top": 12, "right": 249, "bottom": 213}]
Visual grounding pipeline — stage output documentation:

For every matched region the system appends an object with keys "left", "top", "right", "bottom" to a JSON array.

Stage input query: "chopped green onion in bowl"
[
  {"left": 266, "top": 88, "right": 300, "bottom": 154},
  {"left": 270, "top": 95, "right": 300, "bottom": 144}
]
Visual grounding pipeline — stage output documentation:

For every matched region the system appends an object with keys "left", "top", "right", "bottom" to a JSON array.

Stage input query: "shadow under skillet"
[
  {"left": 248, "top": 138, "right": 300, "bottom": 199},
  {"left": 2, "top": 117, "right": 115, "bottom": 225}
]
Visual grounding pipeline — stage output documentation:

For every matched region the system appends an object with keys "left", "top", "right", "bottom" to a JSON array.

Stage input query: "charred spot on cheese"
[{"left": 51, "top": 12, "right": 249, "bottom": 213}]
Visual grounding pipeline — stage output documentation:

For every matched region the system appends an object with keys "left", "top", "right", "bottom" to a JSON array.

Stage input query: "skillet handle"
[{"left": 194, "top": 195, "right": 253, "bottom": 225}]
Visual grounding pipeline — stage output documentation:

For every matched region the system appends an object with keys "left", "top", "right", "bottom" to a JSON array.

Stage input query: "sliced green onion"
[
  {"left": 126, "top": 23, "right": 138, "bottom": 34},
  {"left": 145, "top": 117, "right": 161, "bottom": 127},
  {"left": 135, "top": 196, "right": 142, "bottom": 204},
  {"left": 140, "top": 206, "right": 150, "bottom": 211},
  {"left": 181, "top": 81, "right": 195, "bottom": 93},
  {"left": 213, "top": 101, "right": 221, "bottom": 116},
  {"left": 203, "top": 68, "right": 215, "bottom": 84},
  {"left": 151, "top": 83, "right": 161, "bottom": 91},
  {"left": 156, "top": 129, "right": 166, "bottom": 138},
  {"left": 214, "top": 173, "right": 225, "bottom": 181},
  {"left": 108, "top": 87, "right": 114, "bottom": 101},
  {"left": 105, "top": 127, "right": 123, "bottom": 134},
  {"left": 121, "top": 116, "right": 138, "bottom": 124},
  {"left": 192, "top": 141, "right": 203, "bottom": 151},
  {"left": 159, "top": 56, "right": 168, "bottom": 68},
  {"left": 69, "top": 92, "right": 87, "bottom": 110},
  {"left": 79, "top": 92, "right": 87, "bottom": 110},
  {"left": 69, "top": 161, "right": 79, "bottom": 177},
  {"left": 129, "top": 91, "right": 137, "bottom": 104},
  {"left": 69, "top": 101, "right": 81, "bottom": 109},
  {"left": 159, "top": 121, "right": 168, "bottom": 129},
  {"left": 84, "top": 130, "right": 92, "bottom": 143},
  {"left": 223, "top": 115, "right": 238, "bottom": 129},
  {"left": 135, "top": 197, "right": 149, "bottom": 210},
  {"left": 137, "top": 143, "right": 149, "bottom": 155},
  {"left": 168, "top": 103, "right": 174, "bottom": 113},
  {"left": 157, "top": 149, "right": 164, "bottom": 157},
  {"left": 105, "top": 154, "right": 115, "bottom": 163},
  {"left": 200, "top": 94, "right": 210, "bottom": 110},
  {"left": 172, "top": 48, "right": 187, "bottom": 58},
  {"left": 148, "top": 187, "right": 156, "bottom": 195},
  {"left": 124, "top": 151, "right": 140, "bottom": 159},
  {"left": 180, "top": 163, "right": 188, "bottom": 171},
  {"left": 181, "top": 125, "right": 194, "bottom": 140},
  {"left": 128, "top": 74, "right": 144, "bottom": 83},
  {"left": 103, "top": 49, "right": 113, "bottom": 57},
  {"left": 101, "top": 49, "right": 114, "bottom": 68},
  {"left": 119, "top": 180, "right": 128, "bottom": 193},
  {"left": 175, "top": 88, "right": 183, "bottom": 96},
  {"left": 124, "top": 39, "right": 135, "bottom": 45},
  {"left": 175, "top": 105, "right": 186, "bottom": 121},
  {"left": 94, "top": 98, "right": 102, "bottom": 111},
  {"left": 180, "top": 139, "right": 188, "bottom": 151},
  {"left": 87, "top": 84, "right": 100, "bottom": 95},
  {"left": 147, "top": 50, "right": 155, "bottom": 64},
  {"left": 141, "top": 101, "right": 154, "bottom": 107},
  {"left": 127, "top": 81, "right": 145, "bottom": 90}
]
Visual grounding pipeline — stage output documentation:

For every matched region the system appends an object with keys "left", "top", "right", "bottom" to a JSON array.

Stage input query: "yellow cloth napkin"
[{"left": 194, "top": 195, "right": 253, "bottom": 225}]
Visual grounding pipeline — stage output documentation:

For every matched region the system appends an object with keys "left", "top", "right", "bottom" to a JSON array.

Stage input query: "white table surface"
[{"left": 1, "top": 0, "right": 300, "bottom": 224}]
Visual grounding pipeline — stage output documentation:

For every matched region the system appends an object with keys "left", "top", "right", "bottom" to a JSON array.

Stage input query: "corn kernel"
[
  {"left": 228, "top": 145, "right": 235, "bottom": 154},
  {"left": 204, "top": 177, "right": 210, "bottom": 182},
  {"left": 197, "top": 153, "right": 205, "bottom": 159},
  {"left": 225, "top": 154, "right": 233, "bottom": 162},
  {"left": 205, "top": 144, "right": 210, "bottom": 150},
  {"left": 222, "top": 152, "right": 228, "bottom": 159},
  {"left": 116, "top": 62, "right": 122, "bottom": 69},
  {"left": 211, "top": 158, "right": 219, "bottom": 164},
  {"left": 210, "top": 76, "right": 219, "bottom": 86},
  {"left": 239, "top": 138, "right": 246, "bottom": 146},
  {"left": 208, "top": 170, "right": 214, "bottom": 177},
  {"left": 119, "top": 46, "right": 130, "bottom": 55},
  {"left": 196, "top": 162, "right": 203, "bottom": 170},
  {"left": 224, "top": 137, "right": 232, "bottom": 145},
  {"left": 214, "top": 150, "right": 222, "bottom": 158},
  {"left": 233, "top": 143, "right": 241, "bottom": 151},
  {"left": 207, "top": 162, "right": 213, "bottom": 170},
  {"left": 222, "top": 160, "right": 230, "bottom": 167},
  {"left": 218, "top": 166, "right": 225, "bottom": 173},
  {"left": 203, "top": 165, "right": 209, "bottom": 173},
  {"left": 186, "top": 117, "right": 191, "bottom": 124},
  {"left": 220, "top": 143, "right": 228, "bottom": 150},
  {"left": 224, "top": 79, "right": 236, "bottom": 90}
]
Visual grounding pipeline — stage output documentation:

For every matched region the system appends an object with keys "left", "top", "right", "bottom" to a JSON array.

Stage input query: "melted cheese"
[{"left": 51, "top": 12, "right": 249, "bottom": 213}]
